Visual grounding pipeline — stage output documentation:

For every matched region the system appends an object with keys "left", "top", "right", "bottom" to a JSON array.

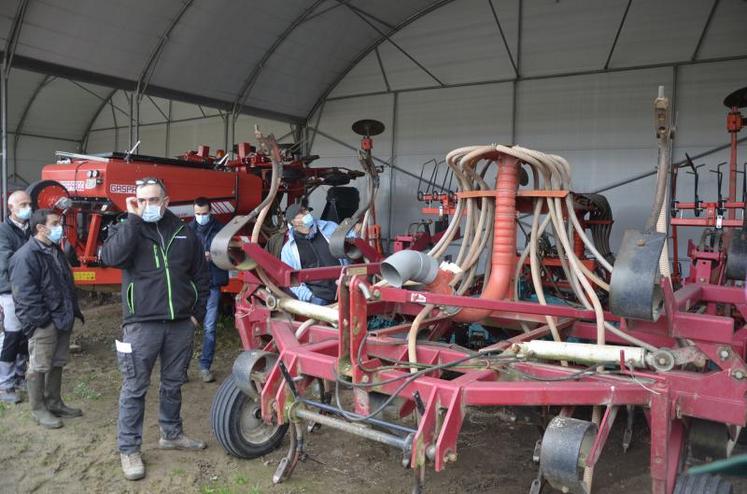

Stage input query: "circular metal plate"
[
  {"left": 352, "top": 119, "right": 385, "bottom": 137},
  {"left": 724, "top": 86, "right": 747, "bottom": 109},
  {"left": 238, "top": 395, "right": 280, "bottom": 445}
]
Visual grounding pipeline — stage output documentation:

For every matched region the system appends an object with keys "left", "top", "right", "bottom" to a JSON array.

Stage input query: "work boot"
[
  {"left": 158, "top": 433, "right": 207, "bottom": 450},
  {"left": 120, "top": 452, "right": 145, "bottom": 481},
  {"left": 27, "top": 373, "right": 62, "bottom": 429},
  {"left": 45, "top": 367, "right": 82, "bottom": 418},
  {"left": 0, "top": 389, "right": 21, "bottom": 404},
  {"left": 199, "top": 368, "right": 214, "bottom": 383}
]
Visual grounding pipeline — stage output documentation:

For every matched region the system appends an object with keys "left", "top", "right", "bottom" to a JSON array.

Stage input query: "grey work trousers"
[
  {"left": 28, "top": 323, "right": 70, "bottom": 374},
  {"left": 116, "top": 319, "right": 194, "bottom": 454}
]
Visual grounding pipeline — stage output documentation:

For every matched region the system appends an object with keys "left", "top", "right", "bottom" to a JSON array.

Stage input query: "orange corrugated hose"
[{"left": 453, "top": 154, "right": 520, "bottom": 322}]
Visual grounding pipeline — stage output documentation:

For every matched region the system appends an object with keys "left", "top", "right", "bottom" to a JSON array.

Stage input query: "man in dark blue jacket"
[
  {"left": 0, "top": 190, "right": 33, "bottom": 404},
  {"left": 187, "top": 197, "right": 228, "bottom": 383},
  {"left": 9, "top": 209, "right": 84, "bottom": 429},
  {"left": 101, "top": 178, "right": 210, "bottom": 481}
]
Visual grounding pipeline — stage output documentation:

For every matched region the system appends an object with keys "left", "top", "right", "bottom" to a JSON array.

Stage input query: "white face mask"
[
  {"left": 142, "top": 204, "right": 163, "bottom": 223},
  {"left": 17, "top": 206, "right": 32, "bottom": 221},
  {"left": 195, "top": 213, "right": 210, "bottom": 226},
  {"left": 47, "top": 225, "right": 63, "bottom": 243}
]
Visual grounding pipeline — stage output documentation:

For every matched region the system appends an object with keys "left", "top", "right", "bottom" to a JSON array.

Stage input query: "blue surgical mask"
[
  {"left": 48, "top": 225, "right": 63, "bottom": 243},
  {"left": 195, "top": 213, "right": 210, "bottom": 226},
  {"left": 142, "top": 204, "right": 163, "bottom": 223},
  {"left": 301, "top": 213, "right": 314, "bottom": 228},
  {"left": 17, "top": 206, "right": 32, "bottom": 221}
]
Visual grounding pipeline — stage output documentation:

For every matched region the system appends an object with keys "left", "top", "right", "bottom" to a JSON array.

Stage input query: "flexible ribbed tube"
[{"left": 454, "top": 153, "right": 520, "bottom": 322}]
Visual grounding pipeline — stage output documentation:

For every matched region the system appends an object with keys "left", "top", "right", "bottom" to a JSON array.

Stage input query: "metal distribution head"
[
  {"left": 724, "top": 86, "right": 747, "bottom": 109},
  {"left": 352, "top": 119, "right": 385, "bottom": 137}
]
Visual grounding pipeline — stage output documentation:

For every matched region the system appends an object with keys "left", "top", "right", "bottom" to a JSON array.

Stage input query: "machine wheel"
[
  {"left": 539, "top": 416, "right": 598, "bottom": 494},
  {"left": 26, "top": 180, "right": 70, "bottom": 210},
  {"left": 210, "top": 375, "right": 288, "bottom": 459},
  {"left": 673, "top": 474, "right": 733, "bottom": 494}
]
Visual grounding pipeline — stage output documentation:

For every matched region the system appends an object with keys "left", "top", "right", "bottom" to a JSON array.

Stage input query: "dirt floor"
[{"left": 1, "top": 299, "right": 746, "bottom": 494}]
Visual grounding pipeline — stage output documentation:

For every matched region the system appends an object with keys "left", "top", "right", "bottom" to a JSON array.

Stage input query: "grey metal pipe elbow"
[{"left": 381, "top": 250, "right": 439, "bottom": 288}]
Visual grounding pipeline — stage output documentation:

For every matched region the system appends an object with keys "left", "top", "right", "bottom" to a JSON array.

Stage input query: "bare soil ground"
[{"left": 0, "top": 301, "right": 745, "bottom": 494}]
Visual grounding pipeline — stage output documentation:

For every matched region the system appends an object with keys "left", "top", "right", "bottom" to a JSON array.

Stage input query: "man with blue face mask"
[
  {"left": 280, "top": 202, "right": 349, "bottom": 305},
  {"left": 101, "top": 177, "right": 210, "bottom": 481},
  {"left": 0, "top": 191, "right": 33, "bottom": 404},
  {"left": 187, "top": 197, "right": 228, "bottom": 383},
  {"left": 9, "top": 209, "right": 84, "bottom": 430}
]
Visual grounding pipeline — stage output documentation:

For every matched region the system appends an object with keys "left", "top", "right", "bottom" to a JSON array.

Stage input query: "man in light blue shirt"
[{"left": 280, "top": 203, "right": 351, "bottom": 305}]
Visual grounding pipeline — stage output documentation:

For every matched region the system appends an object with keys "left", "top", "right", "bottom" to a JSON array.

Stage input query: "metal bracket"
[{"left": 609, "top": 229, "right": 667, "bottom": 321}]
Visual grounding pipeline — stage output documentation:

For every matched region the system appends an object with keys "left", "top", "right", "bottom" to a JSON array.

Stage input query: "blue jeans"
[{"left": 199, "top": 287, "right": 221, "bottom": 371}]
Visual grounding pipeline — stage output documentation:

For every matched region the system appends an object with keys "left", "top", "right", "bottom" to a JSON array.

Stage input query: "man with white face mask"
[
  {"left": 101, "top": 177, "right": 210, "bottom": 481},
  {"left": 0, "top": 190, "right": 33, "bottom": 404},
  {"left": 187, "top": 197, "right": 228, "bottom": 383},
  {"left": 280, "top": 202, "right": 350, "bottom": 305},
  {"left": 9, "top": 209, "right": 84, "bottom": 429}
]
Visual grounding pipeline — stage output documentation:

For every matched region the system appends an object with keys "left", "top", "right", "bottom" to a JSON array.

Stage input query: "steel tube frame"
[
  {"left": 294, "top": 408, "right": 411, "bottom": 451},
  {"left": 232, "top": 253, "right": 747, "bottom": 494}
]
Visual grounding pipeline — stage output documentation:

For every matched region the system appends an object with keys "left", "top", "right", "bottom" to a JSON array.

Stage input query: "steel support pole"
[
  {"left": 165, "top": 100, "right": 172, "bottom": 157},
  {"left": 387, "top": 93, "right": 398, "bottom": 249},
  {"left": 128, "top": 92, "right": 134, "bottom": 150},
  {"left": 1, "top": 62, "right": 7, "bottom": 219}
]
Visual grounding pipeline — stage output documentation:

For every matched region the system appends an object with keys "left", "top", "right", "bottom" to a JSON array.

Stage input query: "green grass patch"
[{"left": 72, "top": 381, "right": 102, "bottom": 400}]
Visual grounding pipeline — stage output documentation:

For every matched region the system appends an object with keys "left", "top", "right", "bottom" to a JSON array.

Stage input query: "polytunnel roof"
[{"left": 1, "top": 0, "right": 746, "bottom": 141}]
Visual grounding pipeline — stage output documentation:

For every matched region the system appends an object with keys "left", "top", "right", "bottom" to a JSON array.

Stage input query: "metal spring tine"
[
  {"left": 417, "top": 159, "right": 431, "bottom": 197},
  {"left": 435, "top": 159, "right": 451, "bottom": 194},
  {"left": 428, "top": 159, "right": 439, "bottom": 196}
]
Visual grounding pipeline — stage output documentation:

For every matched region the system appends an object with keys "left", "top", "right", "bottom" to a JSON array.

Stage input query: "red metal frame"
[
  {"left": 230, "top": 240, "right": 747, "bottom": 494},
  {"left": 37, "top": 144, "right": 363, "bottom": 293},
  {"left": 670, "top": 100, "right": 745, "bottom": 285}
]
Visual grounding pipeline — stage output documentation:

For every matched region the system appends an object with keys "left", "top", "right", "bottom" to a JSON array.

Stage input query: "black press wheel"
[
  {"left": 210, "top": 375, "right": 288, "bottom": 459},
  {"left": 674, "top": 474, "right": 733, "bottom": 494}
]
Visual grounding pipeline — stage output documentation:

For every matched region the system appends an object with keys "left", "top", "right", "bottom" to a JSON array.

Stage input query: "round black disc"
[
  {"left": 352, "top": 119, "right": 385, "bottom": 137},
  {"left": 723, "top": 86, "right": 747, "bottom": 109}
]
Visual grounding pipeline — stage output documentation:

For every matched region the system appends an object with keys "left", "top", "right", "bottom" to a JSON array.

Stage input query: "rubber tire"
[
  {"left": 673, "top": 474, "right": 733, "bottom": 494},
  {"left": 210, "top": 375, "right": 288, "bottom": 459}
]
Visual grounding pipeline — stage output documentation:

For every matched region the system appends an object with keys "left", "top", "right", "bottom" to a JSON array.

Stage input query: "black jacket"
[
  {"left": 0, "top": 220, "right": 31, "bottom": 294},
  {"left": 9, "top": 238, "right": 83, "bottom": 335},
  {"left": 188, "top": 217, "right": 229, "bottom": 288},
  {"left": 101, "top": 210, "right": 210, "bottom": 324}
]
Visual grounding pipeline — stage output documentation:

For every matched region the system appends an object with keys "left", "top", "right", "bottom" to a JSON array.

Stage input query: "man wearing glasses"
[{"left": 101, "top": 177, "right": 210, "bottom": 481}]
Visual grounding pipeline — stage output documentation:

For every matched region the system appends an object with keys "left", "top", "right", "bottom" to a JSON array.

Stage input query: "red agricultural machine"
[
  {"left": 27, "top": 136, "right": 365, "bottom": 290},
  {"left": 206, "top": 87, "right": 747, "bottom": 494}
]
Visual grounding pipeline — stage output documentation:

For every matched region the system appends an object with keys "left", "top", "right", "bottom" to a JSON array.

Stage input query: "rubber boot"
[
  {"left": 46, "top": 367, "right": 82, "bottom": 418},
  {"left": 27, "top": 372, "right": 62, "bottom": 429}
]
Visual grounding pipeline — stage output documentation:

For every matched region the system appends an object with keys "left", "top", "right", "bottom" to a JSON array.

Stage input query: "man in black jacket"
[
  {"left": 187, "top": 197, "right": 229, "bottom": 383},
  {"left": 101, "top": 177, "right": 210, "bottom": 481},
  {"left": 0, "top": 191, "right": 33, "bottom": 404},
  {"left": 9, "top": 209, "right": 84, "bottom": 429}
]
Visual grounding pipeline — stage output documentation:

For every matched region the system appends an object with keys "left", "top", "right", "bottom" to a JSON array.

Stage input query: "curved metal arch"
[
  {"left": 80, "top": 88, "right": 119, "bottom": 152},
  {"left": 2, "top": 0, "right": 31, "bottom": 74},
  {"left": 230, "top": 0, "right": 328, "bottom": 117},
  {"left": 305, "top": 0, "right": 459, "bottom": 122},
  {"left": 136, "top": 0, "right": 195, "bottom": 98},
  {"left": 12, "top": 74, "right": 56, "bottom": 160}
]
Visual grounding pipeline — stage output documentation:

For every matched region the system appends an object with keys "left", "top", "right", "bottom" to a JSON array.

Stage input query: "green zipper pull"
[{"left": 153, "top": 244, "right": 161, "bottom": 269}]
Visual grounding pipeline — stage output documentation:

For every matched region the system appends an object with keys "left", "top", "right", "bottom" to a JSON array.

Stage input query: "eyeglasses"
[{"left": 135, "top": 178, "right": 164, "bottom": 188}]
